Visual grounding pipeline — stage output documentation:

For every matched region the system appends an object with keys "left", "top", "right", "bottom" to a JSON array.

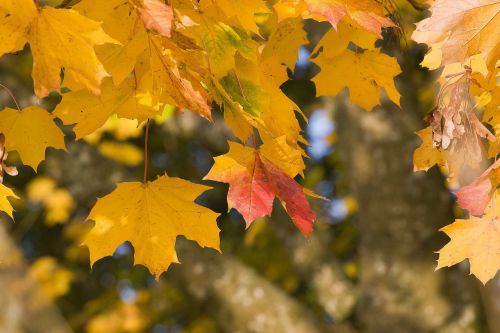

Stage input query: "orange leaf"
[
  {"left": 204, "top": 141, "right": 317, "bottom": 235},
  {"left": 138, "top": 0, "right": 173, "bottom": 38}
]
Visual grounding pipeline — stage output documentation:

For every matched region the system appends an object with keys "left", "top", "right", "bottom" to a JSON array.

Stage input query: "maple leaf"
[
  {"left": 0, "top": 106, "right": 66, "bottom": 169},
  {"left": 84, "top": 175, "right": 221, "bottom": 278},
  {"left": 312, "top": 21, "right": 378, "bottom": 57},
  {"left": 413, "top": 126, "right": 445, "bottom": 172},
  {"left": 204, "top": 140, "right": 316, "bottom": 235},
  {"left": 274, "top": 0, "right": 394, "bottom": 36},
  {"left": 259, "top": 135, "right": 305, "bottom": 178},
  {"left": 208, "top": 76, "right": 256, "bottom": 141},
  {"left": 54, "top": 77, "right": 160, "bottom": 139},
  {"left": 139, "top": 36, "right": 213, "bottom": 120},
  {"left": 211, "top": 51, "right": 306, "bottom": 146},
  {"left": 175, "top": 1, "right": 258, "bottom": 78},
  {"left": 313, "top": 48, "right": 401, "bottom": 110},
  {"left": 138, "top": 0, "right": 174, "bottom": 38},
  {"left": 0, "top": 0, "right": 118, "bottom": 98},
  {"left": 456, "top": 159, "right": 500, "bottom": 216},
  {"left": 478, "top": 66, "right": 500, "bottom": 129},
  {"left": 261, "top": 17, "right": 308, "bottom": 85},
  {"left": 437, "top": 203, "right": 500, "bottom": 284},
  {"left": 0, "top": 183, "right": 17, "bottom": 219},
  {"left": 305, "top": 0, "right": 394, "bottom": 35},
  {"left": 74, "top": 0, "right": 149, "bottom": 85},
  {"left": 201, "top": 0, "right": 270, "bottom": 35},
  {"left": 412, "top": 0, "right": 500, "bottom": 66},
  {"left": 76, "top": 0, "right": 211, "bottom": 120}
]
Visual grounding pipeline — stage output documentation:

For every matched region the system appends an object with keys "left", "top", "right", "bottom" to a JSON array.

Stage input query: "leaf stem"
[
  {"left": 34, "top": 0, "right": 40, "bottom": 9},
  {"left": 143, "top": 119, "right": 151, "bottom": 183},
  {"left": 0, "top": 83, "right": 21, "bottom": 111}
]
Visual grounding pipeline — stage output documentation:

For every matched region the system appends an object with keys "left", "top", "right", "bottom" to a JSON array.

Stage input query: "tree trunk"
[
  {"left": 171, "top": 240, "right": 354, "bottom": 333},
  {"left": 334, "top": 97, "right": 483, "bottom": 332}
]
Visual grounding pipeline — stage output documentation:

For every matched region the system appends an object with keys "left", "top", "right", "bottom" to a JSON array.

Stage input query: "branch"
[{"left": 172, "top": 240, "right": 355, "bottom": 333}]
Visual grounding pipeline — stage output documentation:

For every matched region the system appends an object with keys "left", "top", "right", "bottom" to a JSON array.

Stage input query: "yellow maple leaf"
[
  {"left": 312, "top": 20, "right": 378, "bottom": 58},
  {"left": 201, "top": 0, "right": 270, "bottom": 35},
  {"left": 0, "top": 106, "right": 66, "bottom": 169},
  {"left": 412, "top": 0, "right": 500, "bottom": 66},
  {"left": 413, "top": 126, "right": 446, "bottom": 172},
  {"left": 478, "top": 66, "right": 500, "bottom": 128},
  {"left": 259, "top": 135, "right": 305, "bottom": 178},
  {"left": 212, "top": 53, "right": 306, "bottom": 147},
  {"left": 74, "top": 0, "right": 148, "bottom": 85},
  {"left": 313, "top": 48, "right": 401, "bottom": 110},
  {"left": 261, "top": 17, "right": 308, "bottom": 85},
  {"left": 135, "top": 36, "right": 212, "bottom": 120},
  {"left": 437, "top": 202, "right": 500, "bottom": 284},
  {"left": 54, "top": 77, "right": 159, "bottom": 139},
  {"left": 0, "top": 0, "right": 118, "bottom": 97},
  {"left": 0, "top": 183, "right": 17, "bottom": 219},
  {"left": 0, "top": 0, "right": 37, "bottom": 56},
  {"left": 174, "top": 1, "right": 258, "bottom": 78},
  {"left": 84, "top": 175, "right": 221, "bottom": 278},
  {"left": 208, "top": 76, "right": 256, "bottom": 141}
]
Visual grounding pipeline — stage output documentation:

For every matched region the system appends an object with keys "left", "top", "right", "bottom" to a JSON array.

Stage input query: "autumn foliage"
[{"left": 0, "top": 0, "right": 499, "bottom": 283}]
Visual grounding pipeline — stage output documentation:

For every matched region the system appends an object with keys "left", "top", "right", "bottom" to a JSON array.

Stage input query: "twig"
[
  {"left": 143, "top": 119, "right": 151, "bottom": 183},
  {"left": 0, "top": 83, "right": 21, "bottom": 111}
]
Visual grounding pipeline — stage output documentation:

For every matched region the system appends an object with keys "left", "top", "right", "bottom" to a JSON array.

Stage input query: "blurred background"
[{"left": 0, "top": 2, "right": 499, "bottom": 333}]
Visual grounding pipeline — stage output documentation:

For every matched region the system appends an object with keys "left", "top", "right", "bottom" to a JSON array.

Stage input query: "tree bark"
[
  {"left": 171, "top": 240, "right": 355, "bottom": 333},
  {"left": 334, "top": 96, "right": 482, "bottom": 332}
]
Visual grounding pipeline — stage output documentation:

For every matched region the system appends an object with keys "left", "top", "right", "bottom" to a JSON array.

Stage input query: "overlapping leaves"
[
  {"left": 0, "top": 0, "right": 403, "bottom": 278},
  {"left": 412, "top": 0, "right": 500, "bottom": 283}
]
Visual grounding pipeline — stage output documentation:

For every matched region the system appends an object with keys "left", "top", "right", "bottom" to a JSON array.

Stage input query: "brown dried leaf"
[{"left": 430, "top": 72, "right": 495, "bottom": 172}]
